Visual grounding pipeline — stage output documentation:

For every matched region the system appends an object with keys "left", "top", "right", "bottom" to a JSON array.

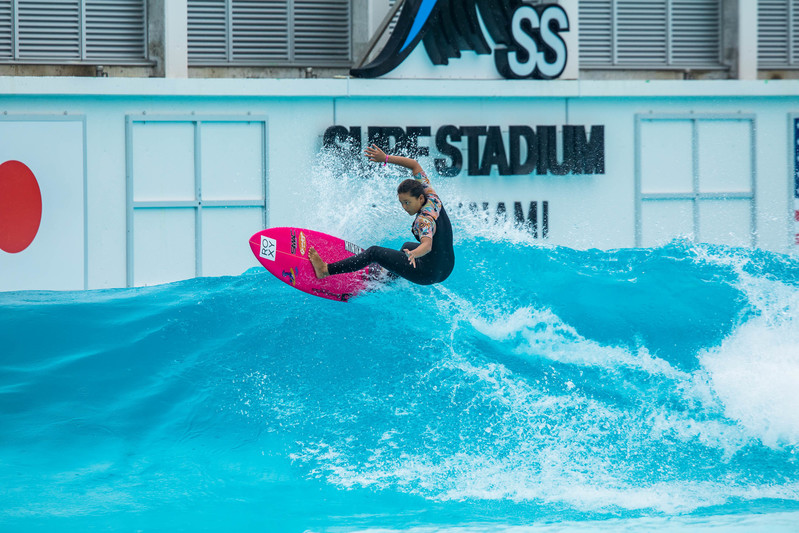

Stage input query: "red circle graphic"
[{"left": 0, "top": 160, "right": 43, "bottom": 254}]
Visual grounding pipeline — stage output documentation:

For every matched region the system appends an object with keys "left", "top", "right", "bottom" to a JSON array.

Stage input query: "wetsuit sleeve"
[
  {"left": 414, "top": 171, "right": 431, "bottom": 186},
  {"left": 413, "top": 215, "right": 436, "bottom": 240},
  {"left": 411, "top": 169, "right": 440, "bottom": 240}
]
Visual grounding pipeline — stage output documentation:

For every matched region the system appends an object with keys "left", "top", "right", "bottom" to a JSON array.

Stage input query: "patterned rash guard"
[{"left": 411, "top": 171, "right": 442, "bottom": 242}]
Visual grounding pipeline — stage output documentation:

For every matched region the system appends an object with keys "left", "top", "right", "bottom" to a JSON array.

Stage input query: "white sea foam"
[
  {"left": 297, "top": 435, "right": 799, "bottom": 514},
  {"left": 290, "top": 336, "right": 778, "bottom": 514},
  {"left": 448, "top": 293, "right": 687, "bottom": 380},
  {"left": 430, "top": 284, "right": 757, "bottom": 457},
  {"left": 692, "top": 247, "right": 799, "bottom": 448},
  {"left": 345, "top": 511, "right": 799, "bottom": 533},
  {"left": 699, "top": 313, "right": 799, "bottom": 448}
]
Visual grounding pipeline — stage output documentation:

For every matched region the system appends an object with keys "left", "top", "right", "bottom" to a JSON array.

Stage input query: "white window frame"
[
  {"left": 125, "top": 115, "right": 269, "bottom": 287},
  {"left": 634, "top": 113, "right": 757, "bottom": 247}
]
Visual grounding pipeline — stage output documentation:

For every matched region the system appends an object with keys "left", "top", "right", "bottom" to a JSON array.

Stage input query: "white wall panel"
[
  {"left": 126, "top": 115, "right": 268, "bottom": 286},
  {"left": 133, "top": 208, "right": 195, "bottom": 286},
  {"left": 200, "top": 122, "right": 264, "bottom": 201},
  {"left": 132, "top": 122, "right": 195, "bottom": 202},
  {"left": 0, "top": 119, "right": 85, "bottom": 291},
  {"left": 697, "top": 120, "right": 752, "bottom": 193},
  {"left": 201, "top": 207, "right": 263, "bottom": 276},
  {"left": 640, "top": 200, "right": 694, "bottom": 247},
  {"left": 637, "top": 114, "right": 756, "bottom": 247},
  {"left": 640, "top": 120, "right": 693, "bottom": 194},
  {"left": 699, "top": 199, "right": 752, "bottom": 247}
]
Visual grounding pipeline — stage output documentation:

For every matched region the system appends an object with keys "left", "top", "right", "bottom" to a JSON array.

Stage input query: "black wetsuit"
[{"left": 328, "top": 205, "right": 455, "bottom": 286}]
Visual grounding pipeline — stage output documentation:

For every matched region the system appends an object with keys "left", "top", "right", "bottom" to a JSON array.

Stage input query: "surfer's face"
[{"left": 398, "top": 193, "right": 425, "bottom": 215}]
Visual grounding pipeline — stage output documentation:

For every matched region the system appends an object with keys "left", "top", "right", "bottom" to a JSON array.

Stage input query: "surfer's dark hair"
[{"left": 397, "top": 179, "right": 426, "bottom": 200}]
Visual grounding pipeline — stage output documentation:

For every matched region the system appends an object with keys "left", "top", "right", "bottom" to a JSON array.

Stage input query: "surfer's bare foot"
[{"left": 309, "top": 247, "right": 329, "bottom": 279}]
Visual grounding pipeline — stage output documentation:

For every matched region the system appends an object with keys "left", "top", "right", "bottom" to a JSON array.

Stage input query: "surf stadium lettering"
[{"left": 323, "top": 124, "right": 605, "bottom": 178}]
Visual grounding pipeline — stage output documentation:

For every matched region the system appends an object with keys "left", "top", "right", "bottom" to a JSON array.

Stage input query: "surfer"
[{"left": 309, "top": 144, "right": 454, "bottom": 286}]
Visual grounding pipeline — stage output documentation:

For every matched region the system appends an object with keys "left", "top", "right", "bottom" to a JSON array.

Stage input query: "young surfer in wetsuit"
[{"left": 309, "top": 144, "right": 454, "bottom": 286}]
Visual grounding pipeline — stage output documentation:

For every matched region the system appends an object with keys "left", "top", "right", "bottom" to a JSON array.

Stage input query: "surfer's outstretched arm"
[{"left": 365, "top": 144, "right": 423, "bottom": 176}]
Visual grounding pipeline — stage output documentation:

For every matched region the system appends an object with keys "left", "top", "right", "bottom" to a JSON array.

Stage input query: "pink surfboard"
[{"left": 249, "top": 227, "right": 379, "bottom": 302}]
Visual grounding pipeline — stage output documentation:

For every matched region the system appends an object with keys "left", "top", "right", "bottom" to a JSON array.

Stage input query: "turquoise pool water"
[{"left": 2, "top": 234, "right": 799, "bottom": 531}]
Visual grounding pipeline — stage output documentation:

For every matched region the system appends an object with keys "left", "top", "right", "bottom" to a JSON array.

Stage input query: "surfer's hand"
[
  {"left": 403, "top": 248, "right": 417, "bottom": 268},
  {"left": 365, "top": 144, "right": 386, "bottom": 163}
]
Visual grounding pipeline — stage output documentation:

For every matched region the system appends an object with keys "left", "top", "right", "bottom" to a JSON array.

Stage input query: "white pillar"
[
  {"left": 369, "top": 0, "right": 392, "bottom": 38},
  {"left": 557, "top": 0, "right": 579, "bottom": 80},
  {"left": 737, "top": 0, "right": 757, "bottom": 80},
  {"left": 163, "top": 0, "right": 188, "bottom": 78}
]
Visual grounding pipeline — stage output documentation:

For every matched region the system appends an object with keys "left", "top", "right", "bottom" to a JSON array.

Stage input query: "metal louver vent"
[
  {"left": 580, "top": 0, "right": 721, "bottom": 68},
  {"left": 387, "top": 0, "right": 402, "bottom": 36},
  {"left": 794, "top": 0, "right": 799, "bottom": 64},
  {"left": 579, "top": 0, "right": 612, "bottom": 64},
  {"left": 0, "top": 2, "right": 11, "bottom": 59},
  {"left": 85, "top": 0, "right": 146, "bottom": 60},
  {"left": 231, "top": 1, "right": 288, "bottom": 62},
  {"left": 3, "top": 0, "right": 146, "bottom": 63},
  {"left": 615, "top": 0, "right": 668, "bottom": 65},
  {"left": 188, "top": 0, "right": 228, "bottom": 62},
  {"left": 294, "top": 0, "right": 350, "bottom": 63},
  {"left": 188, "top": 0, "right": 351, "bottom": 66},
  {"left": 17, "top": 0, "right": 81, "bottom": 59},
  {"left": 758, "top": 0, "right": 798, "bottom": 67},
  {"left": 671, "top": 0, "right": 720, "bottom": 64}
]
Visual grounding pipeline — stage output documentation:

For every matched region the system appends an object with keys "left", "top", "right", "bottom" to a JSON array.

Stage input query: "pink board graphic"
[{"left": 249, "top": 227, "right": 377, "bottom": 302}]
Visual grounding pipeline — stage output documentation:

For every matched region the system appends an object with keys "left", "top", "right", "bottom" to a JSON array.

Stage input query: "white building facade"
[{"left": 0, "top": 1, "right": 798, "bottom": 290}]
